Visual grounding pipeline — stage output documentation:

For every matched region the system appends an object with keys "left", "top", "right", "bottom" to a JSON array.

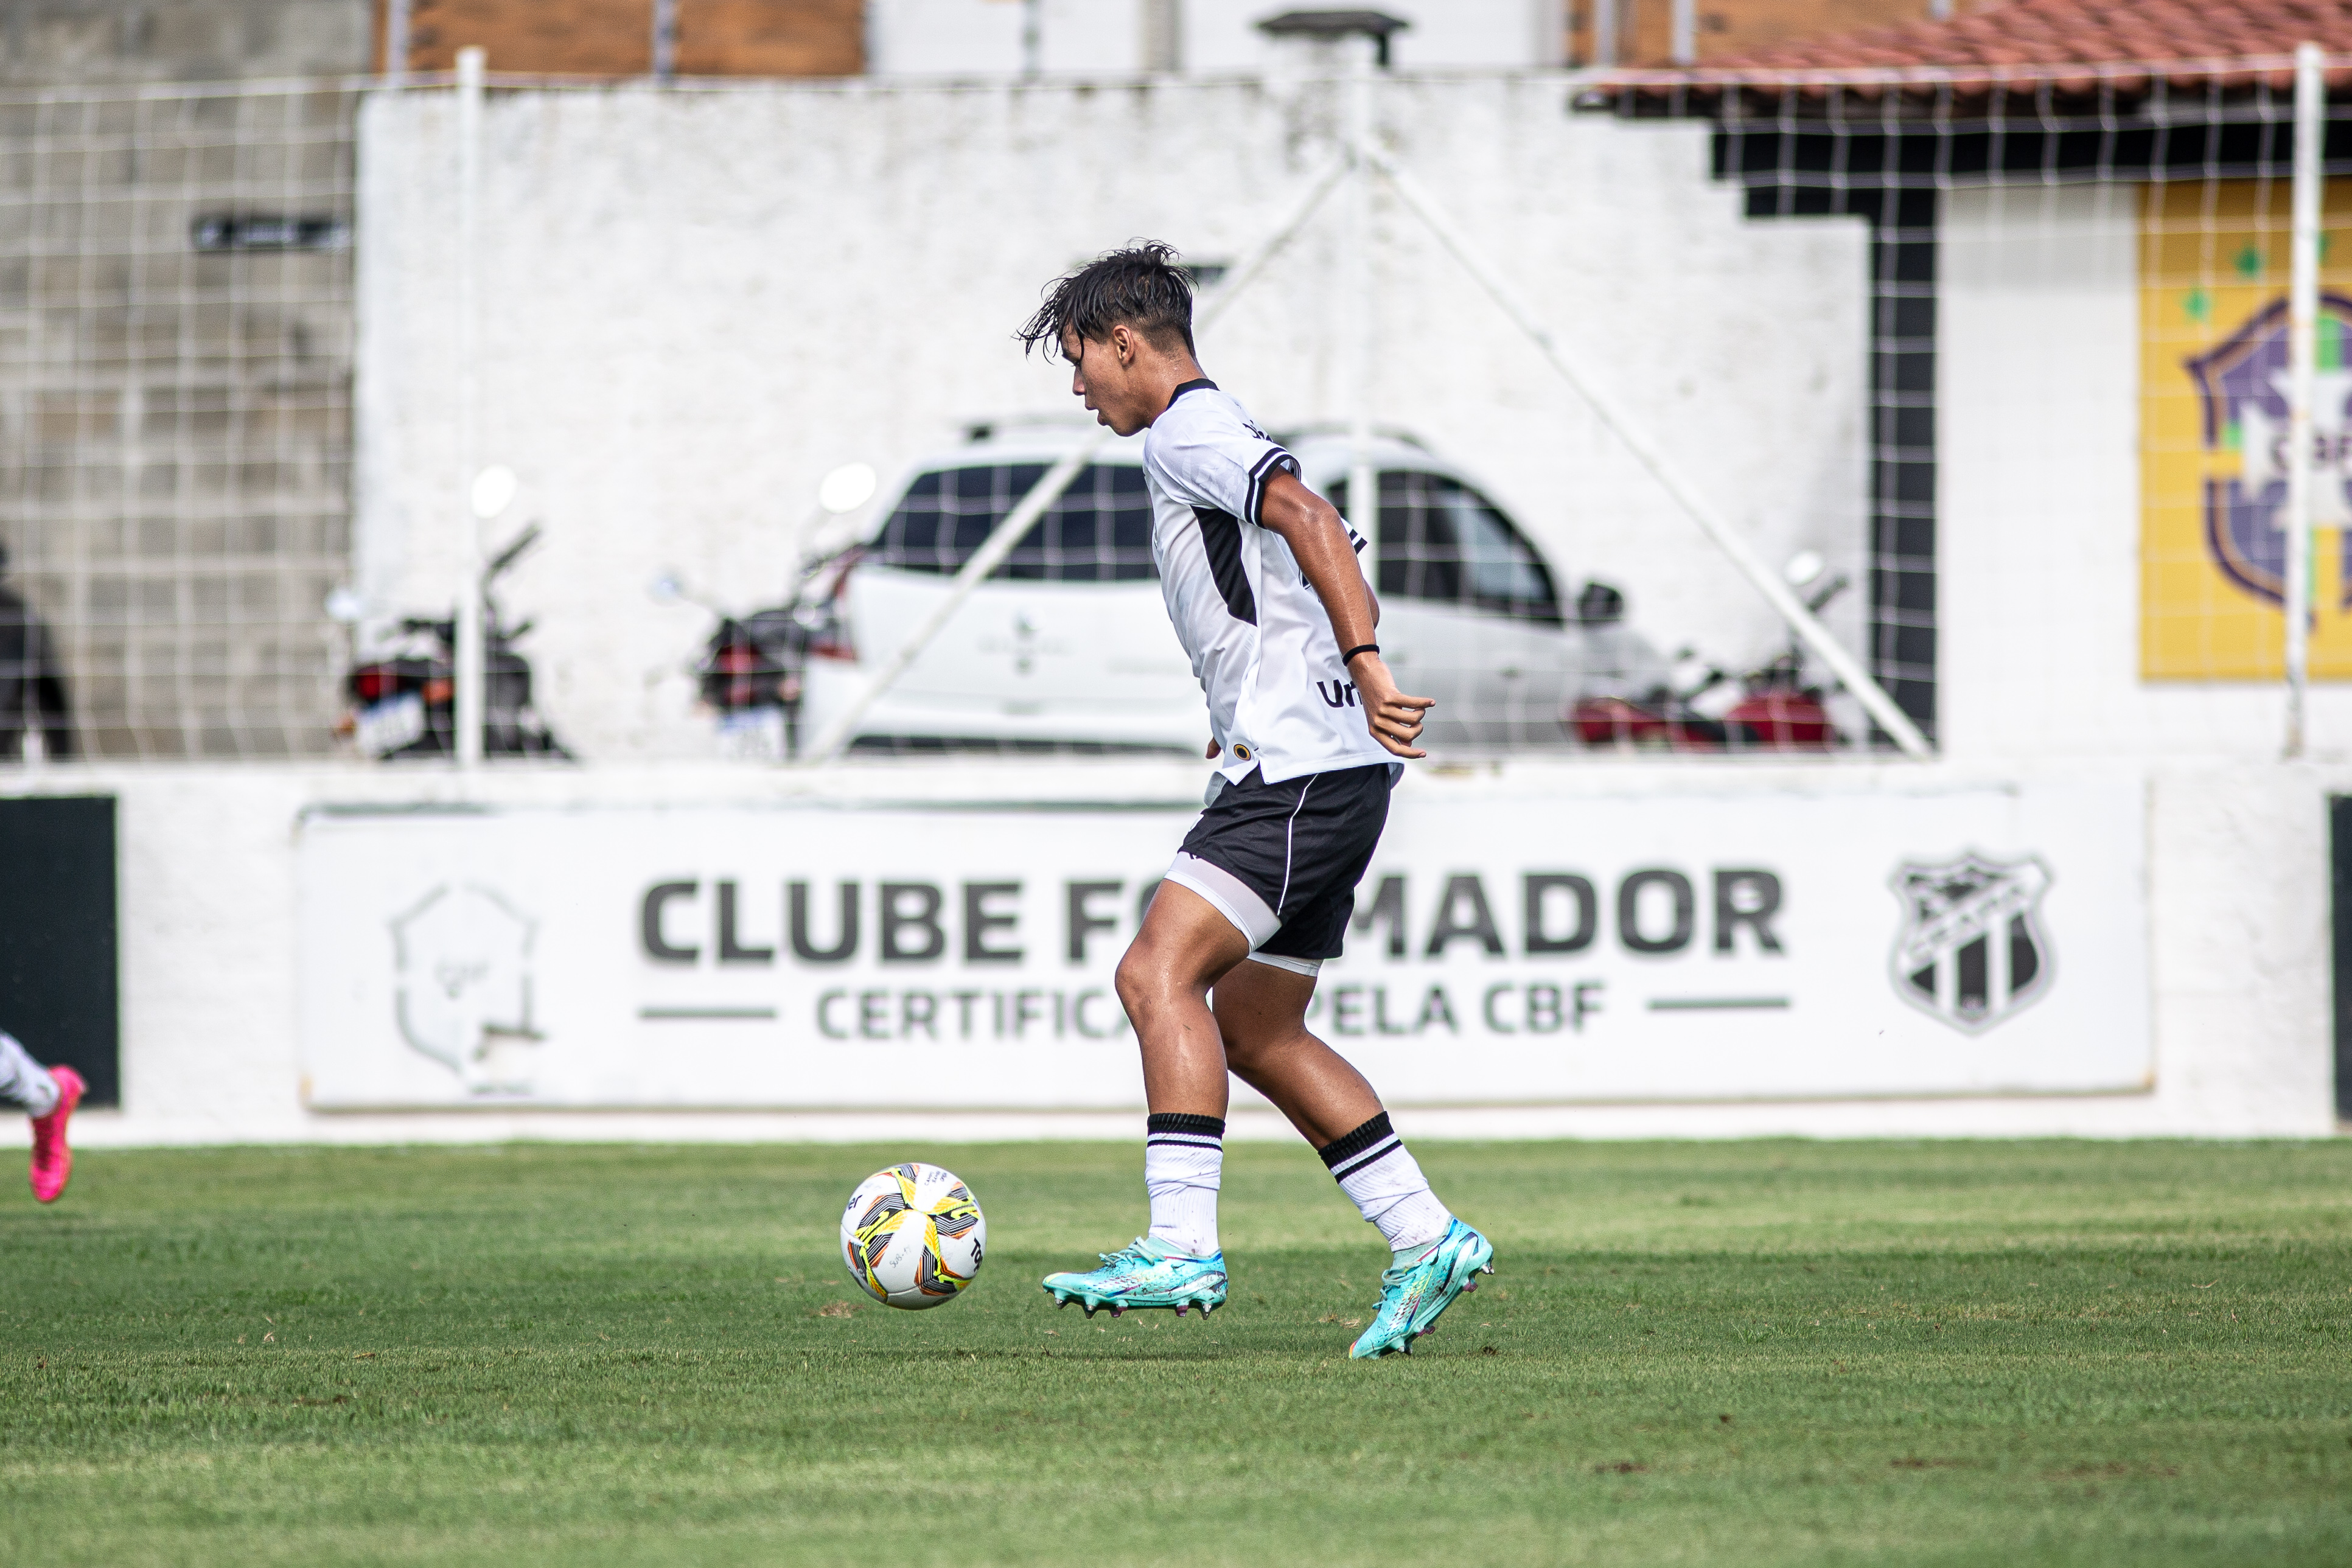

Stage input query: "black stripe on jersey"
[
  {"left": 1243, "top": 447, "right": 1297, "bottom": 529},
  {"left": 1193, "top": 507, "right": 1258, "bottom": 625}
]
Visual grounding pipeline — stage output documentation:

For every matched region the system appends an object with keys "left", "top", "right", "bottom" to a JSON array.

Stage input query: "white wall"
[
  {"left": 1941, "top": 184, "right": 2352, "bottom": 762},
  {"left": 354, "top": 74, "right": 1869, "bottom": 762},
  {"left": 0, "top": 754, "right": 2331, "bottom": 1149},
  {"left": 867, "top": 1, "right": 1565, "bottom": 77}
]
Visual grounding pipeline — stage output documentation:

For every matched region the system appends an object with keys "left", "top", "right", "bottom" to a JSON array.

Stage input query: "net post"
[
  {"left": 2286, "top": 41, "right": 2323, "bottom": 760},
  {"left": 384, "top": 0, "right": 411, "bottom": 82},
  {"left": 454, "top": 47, "right": 486, "bottom": 770},
  {"left": 1346, "top": 37, "right": 1377, "bottom": 550}
]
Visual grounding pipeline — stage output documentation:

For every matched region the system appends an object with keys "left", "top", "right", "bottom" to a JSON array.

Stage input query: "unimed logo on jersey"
[{"left": 1888, "top": 854, "right": 2053, "bottom": 1034}]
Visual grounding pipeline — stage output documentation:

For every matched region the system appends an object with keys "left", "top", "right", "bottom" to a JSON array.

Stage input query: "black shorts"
[{"left": 1163, "top": 762, "right": 1397, "bottom": 964}]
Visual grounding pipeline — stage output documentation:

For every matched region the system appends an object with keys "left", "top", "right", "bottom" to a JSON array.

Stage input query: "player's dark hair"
[{"left": 1016, "top": 241, "right": 1196, "bottom": 362}]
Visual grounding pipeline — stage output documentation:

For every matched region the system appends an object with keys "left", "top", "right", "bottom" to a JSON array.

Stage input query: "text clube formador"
[{"left": 637, "top": 869, "right": 1788, "bottom": 1043}]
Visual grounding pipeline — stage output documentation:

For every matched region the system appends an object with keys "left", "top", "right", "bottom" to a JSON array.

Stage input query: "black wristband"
[{"left": 1341, "top": 643, "right": 1380, "bottom": 664}]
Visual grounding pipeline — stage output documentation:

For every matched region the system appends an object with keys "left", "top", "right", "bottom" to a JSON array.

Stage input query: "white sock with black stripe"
[
  {"left": 0, "top": 1030, "right": 58, "bottom": 1118},
  {"left": 1144, "top": 1112, "right": 1225, "bottom": 1258},
  {"left": 1319, "top": 1112, "right": 1452, "bottom": 1258}
]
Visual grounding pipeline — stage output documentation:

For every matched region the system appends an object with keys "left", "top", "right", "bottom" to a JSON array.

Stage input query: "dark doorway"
[
  {"left": 0, "top": 796, "right": 119, "bottom": 1107},
  {"left": 2334, "top": 796, "right": 2352, "bottom": 1123}
]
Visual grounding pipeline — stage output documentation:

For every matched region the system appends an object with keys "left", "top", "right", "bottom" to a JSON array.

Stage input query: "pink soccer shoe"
[{"left": 29, "top": 1065, "right": 83, "bottom": 1204}]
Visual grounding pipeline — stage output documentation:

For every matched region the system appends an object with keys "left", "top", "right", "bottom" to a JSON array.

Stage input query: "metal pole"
[
  {"left": 1345, "top": 38, "right": 1377, "bottom": 545},
  {"left": 1022, "top": 0, "right": 1042, "bottom": 76},
  {"left": 384, "top": 0, "right": 411, "bottom": 81},
  {"left": 453, "top": 46, "right": 486, "bottom": 770},
  {"left": 1592, "top": 0, "right": 1616, "bottom": 69},
  {"left": 1366, "top": 147, "right": 1935, "bottom": 758},
  {"left": 800, "top": 156, "right": 1352, "bottom": 765},
  {"left": 1670, "top": 0, "right": 1696, "bottom": 66},
  {"left": 2286, "top": 41, "right": 2323, "bottom": 760},
  {"left": 652, "top": 0, "right": 677, "bottom": 80}
]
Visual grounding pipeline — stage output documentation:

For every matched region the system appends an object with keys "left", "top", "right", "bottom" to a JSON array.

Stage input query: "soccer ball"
[{"left": 839, "top": 1162, "right": 986, "bottom": 1309}]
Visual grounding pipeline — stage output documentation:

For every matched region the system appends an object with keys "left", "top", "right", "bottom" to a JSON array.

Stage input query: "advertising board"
[{"left": 296, "top": 775, "right": 2148, "bottom": 1110}]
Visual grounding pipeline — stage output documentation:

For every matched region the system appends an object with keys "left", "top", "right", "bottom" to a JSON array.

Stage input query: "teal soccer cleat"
[
  {"left": 1042, "top": 1237, "right": 1228, "bottom": 1319},
  {"left": 1348, "top": 1218, "right": 1495, "bottom": 1359}
]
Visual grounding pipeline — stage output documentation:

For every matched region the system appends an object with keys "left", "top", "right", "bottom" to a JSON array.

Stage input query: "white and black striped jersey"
[{"left": 1142, "top": 380, "right": 1395, "bottom": 786}]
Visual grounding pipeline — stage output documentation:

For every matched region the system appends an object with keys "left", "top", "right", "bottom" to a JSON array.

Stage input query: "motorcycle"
[
  {"left": 664, "top": 549, "right": 859, "bottom": 761},
  {"left": 341, "top": 523, "right": 571, "bottom": 761},
  {"left": 1568, "top": 559, "right": 1848, "bottom": 752}
]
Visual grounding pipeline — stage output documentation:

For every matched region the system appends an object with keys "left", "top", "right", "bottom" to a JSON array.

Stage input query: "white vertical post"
[
  {"left": 1592, "top": 0, "right": 1616, "bottom": 69},
  {"left": 384, "top": 0, "right": 411, "bottom": 81},
  {"left": 2286, "top": 40, "right": 2323, "bottom": 760},
  {"left": 1022, "top": 0, "right": 1042, "bottom": 76},
  {"left": 1140, "top": 0, "right": 1181, "bottom": 72},
  {"left": 1345, "top": 37, "right": 1377, "bottom": 549},
  {"left": 652, "top": 0, "right": 677, "bottom": 80},
  {"left": 1928, "top": 0, "right": 1952, "bottom": 21},
  {"left": 1670, "top": 0, "right": 1695, "bottom": 65},
  {"left": 454, "top": 46, "right": 486, "bottom": 769}
]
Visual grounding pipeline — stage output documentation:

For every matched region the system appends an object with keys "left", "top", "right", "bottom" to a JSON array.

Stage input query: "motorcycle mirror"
[
  {"left": 1782, "top": 549, "right": 1826, "bottom": 590},
  {"left": 470, "top": 464, "right": 520, "bottom": 521},
  {"left": 324, "top": 585, "right": 365, "bottom": 624},
  {"left": 817, "top": 462, "right": 878, "bottom": 515}
]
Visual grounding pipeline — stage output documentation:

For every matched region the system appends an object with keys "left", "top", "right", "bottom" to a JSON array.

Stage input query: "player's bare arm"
[{"left": 1255, "top": 470, "right": 1434, "bottom": 760}]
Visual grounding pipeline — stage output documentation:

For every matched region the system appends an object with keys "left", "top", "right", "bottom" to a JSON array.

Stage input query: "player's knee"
[{"left": 1114, "top": 946, "right": 1164, "bottom": 1014}]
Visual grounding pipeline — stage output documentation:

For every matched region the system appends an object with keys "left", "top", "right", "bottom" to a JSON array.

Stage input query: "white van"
[{"left": 797, "top": 421, "right": 1665, "bottom": 755}]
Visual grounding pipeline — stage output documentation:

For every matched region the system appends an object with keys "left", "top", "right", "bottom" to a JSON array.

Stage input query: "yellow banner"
[{"left": 2141, "top": 181, "right": 2352, "bottom": 678}]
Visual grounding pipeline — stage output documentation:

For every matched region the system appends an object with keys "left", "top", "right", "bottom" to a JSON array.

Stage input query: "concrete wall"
[
  {"left": 352, "top": 72, "right": 1871, "bottom": 762},
  {"left": 0, "top": 0, "right": 370, "bottom": 84},
  {"left": 1941, "top": 184, "right": 2352, "bottom": 764},
  {"left": 868, "top": 0, "right": 1567, "bottom": 77},
  {"left": 0, "top": 753, "right": 2332, "bottom": 1149}
]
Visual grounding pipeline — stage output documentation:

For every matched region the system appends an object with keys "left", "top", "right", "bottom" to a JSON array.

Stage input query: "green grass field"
[{"left": 3, "top": 1138, "right": 2350, "bottom": 1566}]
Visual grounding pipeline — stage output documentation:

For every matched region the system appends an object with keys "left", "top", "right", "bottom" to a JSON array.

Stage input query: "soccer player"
[
  {"left": 1020, "top": 244, "right": 1492, "bottom": 1357},
  {"left": 0, "top": 1029, "right": 82, "bottom": 1203}
]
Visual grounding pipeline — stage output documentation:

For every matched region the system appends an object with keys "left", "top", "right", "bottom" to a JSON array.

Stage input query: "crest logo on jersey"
[
  {"left": 1888, "top": 854, "right": 2052, "bottom": 1033},
  {"left": 2184, "top": 294, "right": 2352, "bottom": 606},
  {"left": 390, "top": 883, "right": 544, "bottom": 1092}
]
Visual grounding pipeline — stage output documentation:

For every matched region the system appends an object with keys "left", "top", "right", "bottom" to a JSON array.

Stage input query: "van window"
[
  {"left": 1332, "top": 472, "right": 1562, "bottom": 625},
  {"left": 868, "top": 464, "right": 1156, "bottom": 582}
]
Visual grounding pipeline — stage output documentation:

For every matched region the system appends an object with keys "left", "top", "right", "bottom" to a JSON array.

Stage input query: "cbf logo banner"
[
  {"left": 2142, "top": 179, "right": 2352, "bottom": 679},
  {"left": 296, "top": 775, "right": 2148, "bottom": 1111}
]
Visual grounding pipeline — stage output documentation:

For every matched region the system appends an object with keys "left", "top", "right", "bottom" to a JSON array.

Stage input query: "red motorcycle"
[{"left": 1569, "top": 566, "right": 1846, "bottom": 752}]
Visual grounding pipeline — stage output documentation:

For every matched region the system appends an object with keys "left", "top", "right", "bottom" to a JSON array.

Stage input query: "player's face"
[{"left": 1063, "top": 326, "right": 1151, "bottom": 437}]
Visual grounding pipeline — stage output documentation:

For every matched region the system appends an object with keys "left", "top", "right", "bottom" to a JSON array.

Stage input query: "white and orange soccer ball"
[{"left": 839, "top": 1163, "right": 987, "bottom": 1309}]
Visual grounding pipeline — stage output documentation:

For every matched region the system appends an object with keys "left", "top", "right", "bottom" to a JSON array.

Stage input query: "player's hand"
[{"left": 1351, "top": 655, "right": 1433, "bottom": 759}]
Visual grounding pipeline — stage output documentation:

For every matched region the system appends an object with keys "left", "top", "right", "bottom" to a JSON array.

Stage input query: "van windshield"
[{"left": 868, "top": 463, "right": 1156, "bottom": 582}]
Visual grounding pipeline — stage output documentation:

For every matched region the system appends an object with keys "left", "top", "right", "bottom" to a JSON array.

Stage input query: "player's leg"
[
  {"left": 0, "top": 1029, "right": 83, "bottom": 1204},
  {"left": 1039, "top": 883, "right": 1246, "bottom": 1317},
  {"left": 1218, "top": 892, "right": 1493, "bottom": 1356}
]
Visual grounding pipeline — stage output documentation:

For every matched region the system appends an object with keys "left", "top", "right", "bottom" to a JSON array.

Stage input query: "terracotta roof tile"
[{"left": 1608, "top": 0, "right": 2352, "bottom": 95}]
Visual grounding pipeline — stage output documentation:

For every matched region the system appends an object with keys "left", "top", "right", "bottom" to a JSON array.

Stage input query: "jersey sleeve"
[{"left": 1145, "top": 402, "right": 1301, "bottom": 528}]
